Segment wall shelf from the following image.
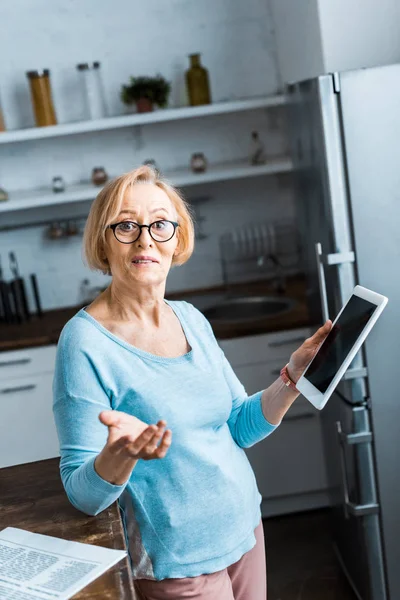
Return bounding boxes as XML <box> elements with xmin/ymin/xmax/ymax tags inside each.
<box><xmin>0</xmin><ymin>157</ymin><xmax>293</xmax><ymax>215</ymax></box>
<box><xmin>0</xmin><ymin>95</ymin><xmax>285</xmax><ymax>145</ymax></box>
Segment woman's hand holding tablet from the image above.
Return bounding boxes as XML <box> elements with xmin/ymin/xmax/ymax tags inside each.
<box><xmin>293</xmin><ymin>285</ymin><xmax>388</xmax><ymax>410</ymax></box>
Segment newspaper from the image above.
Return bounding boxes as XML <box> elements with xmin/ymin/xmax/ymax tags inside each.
<box><xmin>0</xmin><ymin>527</ymin><xmax>128</xmax><ymax>600</ymax></box>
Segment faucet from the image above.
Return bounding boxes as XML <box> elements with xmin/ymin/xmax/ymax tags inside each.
<box><xmin>256</xmin><ymin>253</ymin><xmax>286</xmax><ymax>294</ymax></box>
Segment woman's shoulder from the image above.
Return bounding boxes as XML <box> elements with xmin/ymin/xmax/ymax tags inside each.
<box><xmin>166</xmin><ymin>299</ymin><xmax>213</xmax><ymax>334</ymax></box>
<box><xmin>57</xmin><ymin>308</ymin><xmax>102</xmax><ymax>354</ymax></box>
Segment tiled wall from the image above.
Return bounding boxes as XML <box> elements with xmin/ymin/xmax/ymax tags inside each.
<box><xmin>0</xmin><ymin>0</ymin><xmax>296</xmax><ymax>311</ymax></box>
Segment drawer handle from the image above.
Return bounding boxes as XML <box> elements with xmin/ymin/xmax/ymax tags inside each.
<box><xmin>0</xmin><ymin>384</ymin><xmax>36</xmax><ymax>394</ymax></box>
<box><xmin>285</xmin><ymin>412</ymin><xmax>316</xmax><ymax>421</ymax></box>
<box><xmin>268</xmin><ymin>336</ymin><xmax>308</xmax><ymax>348</ymax></box>
<box><xmin>0</xmin><ymin>358</ymin><xmax>32</xmax><ymax>367</ymax></box>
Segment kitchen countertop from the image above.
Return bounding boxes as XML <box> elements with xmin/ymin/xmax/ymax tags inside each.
<box><xmin>0</xmin><ymin>274</ymin><xmax>316</xmax><ymax>352</ymax></box>
<box><xmin>0</xmin><ymin>457</ymin><xmax>135</xmax><ymax>599</ymax></box>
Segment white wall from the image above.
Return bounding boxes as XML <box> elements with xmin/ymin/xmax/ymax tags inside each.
<box><xmin>268</xmin><ymin>0</ymin><xmax>325</xmax><ymax>84</ymax></box>
<box><xmin>319</xmin><ymin>0</ymin><xmax>400</xmax><ymax>73</ymax></box>
<box><xmin>0</xmin><ymin>0</ymin><xmax>296</xmax><ymax>311</ymax></box>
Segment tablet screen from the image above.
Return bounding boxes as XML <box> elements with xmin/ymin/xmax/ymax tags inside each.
<box><xmin>305</xmin><ymin>295</ymin><xmax>376</xmax><ymax>393</ymax></box>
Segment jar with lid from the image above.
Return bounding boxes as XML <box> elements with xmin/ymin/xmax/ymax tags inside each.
<box><xmin>185</xmin><ymin>54</ymin><xmax>211</xmax><ymax>106</ymax></box>
<box><xmin>190</xmin><ymin>152</ymin><xmax>208</xmax><ymax>173</ymax></box>
<box><xmin>92</xmin><ymin>167</ymin><xmax>108</xmax><ymax>186</ymax></box>
<box><xmin>77</xmin><ymin>62</ymin><xmax>107</xmax><ymax>120</ymax></box>
<box><xmin>26</xmin><ymin>70</ymin><xmax>57</xmax><ymax>127</ymax></box>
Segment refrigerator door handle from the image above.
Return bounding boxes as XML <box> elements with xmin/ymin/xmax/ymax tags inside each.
<box><xmin>315</xmin><ymin>242</ymin><xmax>330</xmax><ymax>322</ymax></box>
<box><xmin>336</xmin><ymin>421</ymin><xmax>380</xmax><ymax>518</ymax></box>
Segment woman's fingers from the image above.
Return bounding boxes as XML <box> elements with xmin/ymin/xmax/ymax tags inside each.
<box><xmin>124</xmin><ymin>423</ymin><xmax>171</xmax><ymax>459</ymax></box>
<box><xmin>154</xmin><ymin>429</ymin><xmax>172</xmax><ymax>459</ymax></box>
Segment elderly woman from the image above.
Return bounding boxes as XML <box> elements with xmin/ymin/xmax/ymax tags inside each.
<box><xmin>53</xmin><ymin>165</ymin><xmax>331</xmax><ymax>600</ymax></box>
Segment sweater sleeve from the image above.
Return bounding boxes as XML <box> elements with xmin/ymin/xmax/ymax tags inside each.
<box><xmin>52</xmin><ymin>324</ymin><xmax>129</xmax><ymax>516</ymax></box>
<box><xmin>220</xmin><ymin>348</ymin><xmax>281</xmax><ymax>448</ymax></box>
<box><xmin>184</xmin><ymin>301</ymin><xmax>281</xmax><ymax>449</ymax></box>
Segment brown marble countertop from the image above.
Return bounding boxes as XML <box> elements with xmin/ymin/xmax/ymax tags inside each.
<box><xmin>0</xmin><ymin>458</ymin><xmax>135</xmax><ymax>599</ymax></box>
<box><xmin>0</xmin><ymin>275</ymin><xmax>316</xmax><ymax>352</ymax></box>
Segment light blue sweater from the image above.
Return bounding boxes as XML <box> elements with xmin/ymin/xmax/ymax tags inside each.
<box><xmin>52</xmin><ymin>300</ymin><xmax>280</xmax><ymax>581</ymax></box>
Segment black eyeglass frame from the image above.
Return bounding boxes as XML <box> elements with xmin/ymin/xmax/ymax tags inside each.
<box><xmin>107</xmin><ymin>220</ymin><xmax>179</xmax><ymax>244</ymax></box>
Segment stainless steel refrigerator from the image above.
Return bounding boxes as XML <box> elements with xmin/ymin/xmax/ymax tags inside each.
<box><xmin>286</xmin><ymin>64</ymin><xmax>400</xmax><ymax>600</ymax></box>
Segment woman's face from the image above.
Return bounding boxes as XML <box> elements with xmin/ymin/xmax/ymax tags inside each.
<box><xmin>104</xmin><ymin>183</ymin><xmax>179</xmax><ymax>289</ymax></box>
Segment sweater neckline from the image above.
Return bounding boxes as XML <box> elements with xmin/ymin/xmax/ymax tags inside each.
<box><xmin>77</xmin><ymin>299</ymin><xmax>193</xmax><ymax>364</ymax></box>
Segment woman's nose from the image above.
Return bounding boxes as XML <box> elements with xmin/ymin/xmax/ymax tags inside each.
<box><xmin>137</xmin><ymin>227</ymin><xmax>153</xmax><ymax>247</ymax></box>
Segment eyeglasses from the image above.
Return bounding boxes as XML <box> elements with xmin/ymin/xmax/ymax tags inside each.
<box><xmin>107</xmin><ymin>219</ymin><xmax>179</xmax><ymax>244</ymax></box>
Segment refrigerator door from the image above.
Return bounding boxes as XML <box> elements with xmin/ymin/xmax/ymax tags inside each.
<box><xmin>286</xmin><ymin>74</ymin><xmax>387</xmax><ymax>600</ymax></box>
<box><xmin>334</xmin><ymin>63</ymin><xmax>400</xmax><ymax>600</ymax></box>
<box><xmin>322</xmin><ymin>392</ymin><xmax>385</xmax><ymax>600</ymax></box>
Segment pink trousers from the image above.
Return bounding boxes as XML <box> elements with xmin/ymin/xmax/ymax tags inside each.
<box><xmin>134</xmin><ymin>519</ymin><xmax>267</xmax><ymax>600</ymax></box>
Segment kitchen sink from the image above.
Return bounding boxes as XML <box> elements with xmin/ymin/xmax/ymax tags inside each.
<box><xmin>175</xmin><ymin>292</ymin><xmax>298</xmax><ymax>324</ymax></box>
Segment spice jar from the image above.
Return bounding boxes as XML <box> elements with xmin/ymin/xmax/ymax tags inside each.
<box><xmin>185</xmin><ymin>54</ymin><xmax>211</xmax><ymax>106</ymax></box>
<box><xmin>190</xmin><ymin>152</ymin><xmax>208</xmax><ymax>173</ymax></box>
<box><xmin>26</xmin><ymin>70</ymin><xmax>57</xmax><ymax>127</ymax></box>
<box><xmin>52</xmin><ymin>176</ymin><xmax>65</xmax><ymax>193</ymax></box>
<box><xmin>77</xmin><ymin>62</ymin><xmax>107</xmax><ymax>120</ymax></box>
<box><xmin>47</xmin><ymin>222</ymin><xmax>64</xmax><ymax>239</ymax></box>
<box><xmin>91</xmin><ymin>167</ymin><xmax>108</xmax><ymax>186</ymax></box>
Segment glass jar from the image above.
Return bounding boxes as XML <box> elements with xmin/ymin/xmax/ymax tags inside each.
<box><xmin>190</xmin><ymin>152</ymin><xmax>207</xmax><ymax>173</ymax></box>
<box><xmin>185</xmin><ymin>53</ymin><xmax>211</xmax><ymax>106</ymax></box>
<box><xmin>77</xmin><ymin>62</ymin><xmax>107</xmax><ymax>120</ymax></box>
<box><xmin>92</xmin><ymin>167</ymin><xmax>108</xmax><ymax>186</ymax></box>
<box><xmin>26</xmin><ymin>70</ymin><xmax>57</xmax><ymax>127</ymax></box>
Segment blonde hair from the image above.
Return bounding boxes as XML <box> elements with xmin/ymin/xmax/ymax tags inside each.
<box><xmin>83</xmin><ymin>165</ymin><xmax>195</xmax><ymax>276</ymax></box>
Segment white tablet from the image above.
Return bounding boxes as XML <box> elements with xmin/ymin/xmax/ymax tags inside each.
<box><xmin>296</xmin><ymin>285</ymin><xmax>388</xmax><ymax>410</ymax></box>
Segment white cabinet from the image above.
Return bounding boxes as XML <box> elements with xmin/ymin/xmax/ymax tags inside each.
<box><xmin>0</xmin><ymin>345</ymin><xmax>59</xmax><ymax>468</ymax></box>
<box><xmin>0</xmin><ymin>345</ymin><xmax>57</xmax><ymax>381</ymax></box>
<box><xmin>220</xmin><ymin>327</ymin><xmax>330</xmax><ymax>516</ymax></box>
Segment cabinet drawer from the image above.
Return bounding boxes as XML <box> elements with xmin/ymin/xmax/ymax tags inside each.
<box><xmin>220</xmin><ymin>327</ymin><xmax>312</xmax><ymax>367</ymax></box>
<box><xmin>0</xmin><ymin>345</ymin><xmax>57</xmax><ymax>381</ymax></box>
<box><xmin>0</xmin><ymin>373</ymin><xmax>60</xmax><ymax>468</ymax></box>
<box><xmin>245</xmin><ymin>413</ymin><xmax>328</xmax><ymax>499</ymax></box>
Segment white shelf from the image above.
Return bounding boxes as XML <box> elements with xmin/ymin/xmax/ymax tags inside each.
<box><xmin>0</xmin><ymin>95</ymin><xmax>285</xmax><ymax>145</ymax></box>
<box><xmin>0</xmin><ymin>157</ymin><xmax>293</xmax><ymax>214</ymax></box>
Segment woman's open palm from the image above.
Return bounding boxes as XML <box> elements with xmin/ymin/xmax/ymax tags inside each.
<box><xmin>99</xmin><ymin>410</ymin><xmax>172</xmax><ymax>461</ymax></box>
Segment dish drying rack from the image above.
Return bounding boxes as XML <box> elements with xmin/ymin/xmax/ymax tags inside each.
<box><xmin>219</xmin><ymin>218</ymin><xmax>302</xmax><ymax>288</ymax></box>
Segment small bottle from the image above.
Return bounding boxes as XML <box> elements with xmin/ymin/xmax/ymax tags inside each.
<box><xmin>185</xmin><ymin>54</ymin><xmax>211</xmax><ymax>106</ymax></box>
<box><xmin>249</xmin><ymin>131</ymin><xmax>266</xmax><ymax>165</ymax></box>
<box><xmin>0</xmin><ymin>187</ymin><xmax>8</xmax><ymax>202</ymax></box>
<box><xmin>79</xmin><ymin>278</ymin><xmax>91</xmax><ymax>304</ymax></box>
<box><xmin>66</xmin><ymin>221</ymin><xmax>79</xmax><ymax>236</ymax></box>
<box><xmin>77</xmin><ymin>62</ymin><xmax>107</xmax><ymax>120</ymax></box>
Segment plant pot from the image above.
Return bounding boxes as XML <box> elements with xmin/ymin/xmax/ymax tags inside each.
<box><xmin>136</xmin><ymin>97</ymin><xmax>153</xmax><ymax>113</ymax></box>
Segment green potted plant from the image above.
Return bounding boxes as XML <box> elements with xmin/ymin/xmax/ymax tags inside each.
<box><xmin>120</xmin><ymin>74</ymin><xmax>171</xmax><ymax>113</ymax></box>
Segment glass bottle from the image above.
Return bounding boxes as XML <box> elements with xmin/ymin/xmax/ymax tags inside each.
<box><xmin>185</xmin><ymin>54</ymin><xmax>211</xmax><ymax>106</ymax></box>
<box><xmin>249</xmin><ymin>131</ymin><xmax>266</xmax><ymax>165</ymax></box>
<box><xmin>0</xmin><ymin>102</ymin><xmax>5</xmax><ymax>132</ymax></box>
<box><xmin>76</xmin><ymin>62</ymin><xmax>107</xmax><ymax>120</ymax></box>
<box><xmin>26</xmin><ymin>70</ymin><xmax>57</xmax><ymax>127</ymax></box>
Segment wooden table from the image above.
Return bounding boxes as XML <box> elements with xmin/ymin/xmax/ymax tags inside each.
<box><xmin>0</xmin><ymin>458</ymin><xmax>136</xmax><ymax>599</ymax></box>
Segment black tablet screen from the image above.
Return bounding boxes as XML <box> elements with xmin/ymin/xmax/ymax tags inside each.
<box><xmin>305</xmin><ymin>295</ymin><xmax>376</xmax><ymax>393</ymax></box>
